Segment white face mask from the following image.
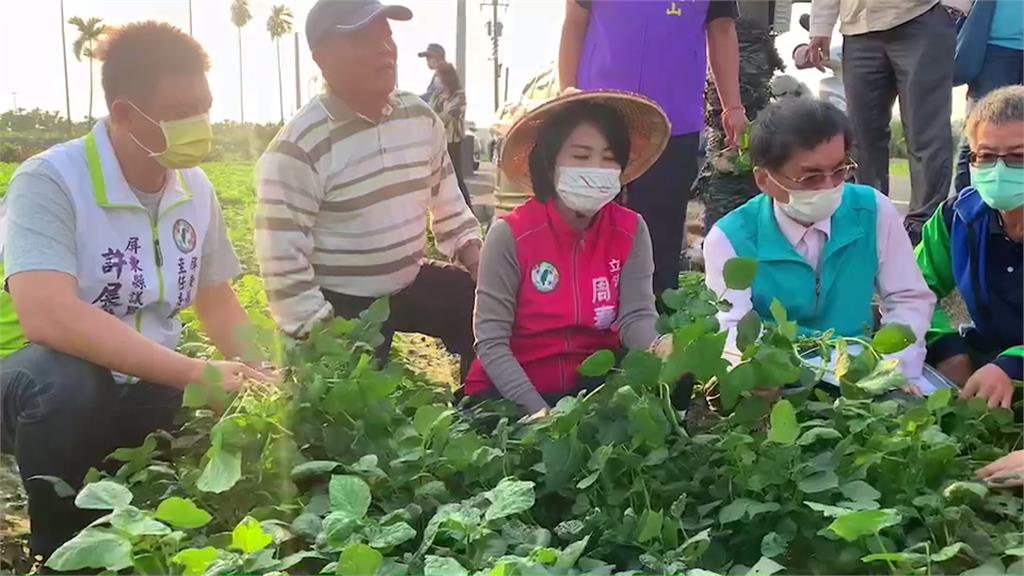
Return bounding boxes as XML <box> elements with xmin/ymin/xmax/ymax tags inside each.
<box><xmin>555</xmin><ymin>167</ymin><xmax>622</xmax><ymax>217</ymax></box>
<box><xmin>768</xmin><ymin>173</ymin><xmax>844</xmax><ymax>224</ymax></box>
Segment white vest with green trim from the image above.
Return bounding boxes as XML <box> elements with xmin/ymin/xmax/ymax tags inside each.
<box><xmin>0</xmin><ymin>120</ymin><xmax>213</xmax><ymax>381</ymax></box>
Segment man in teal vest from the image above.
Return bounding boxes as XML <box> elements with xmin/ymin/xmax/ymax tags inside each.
<box><xmin>0</xmin><ymin>22</ymin><xmax>270</xmax><ymax>558</ymax></box>
<box><xmin>704</xmin><ymin>98</ymin><xmax>937</xmax><ymax>393</ymax></box>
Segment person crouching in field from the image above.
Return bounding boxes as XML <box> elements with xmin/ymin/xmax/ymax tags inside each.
<box><xmin>255</xmin><ymin>0</ymin><xmax>482</xmax><ymax>376</ymax></box>
<box><xmin>0</xmin><ymin>22</ymin><xmax>272</xmax><ymax>559</ymax></box>
<box><xmin>464</xmin><ymin>90</ymin><xmax>680</xmax><ymax>418</ymax></box>
<box><xmin>916</xmin><ymin>85</ymin><xmax>1024</xmax><ymax>416</ymax></box>
<box><xmin>703</xmin><ymin>99</ymin><xmax>938</xmax><ymax>394</ymax></box>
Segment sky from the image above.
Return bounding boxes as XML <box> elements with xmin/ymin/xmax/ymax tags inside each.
<box><xmin>0</xmin><ymin>1</ymin><xmax>966</xmax><ymax>127</ymax></box>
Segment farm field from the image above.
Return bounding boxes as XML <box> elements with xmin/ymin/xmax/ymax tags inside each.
<box><xmin>0</xmin><ymin>161</ymin><xmax>460</xmax><ymax>573</ymax></box>
<box><xmin>0</xmin><ymin>161</ymin><xmax>1021</xmax><ymax>576</ymax></box>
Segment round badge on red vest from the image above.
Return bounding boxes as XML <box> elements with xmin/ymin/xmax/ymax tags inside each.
<box><xmin>531</xmin><ymin>261</ymin><xmax>559</xmax><ymax>293</ymax></box>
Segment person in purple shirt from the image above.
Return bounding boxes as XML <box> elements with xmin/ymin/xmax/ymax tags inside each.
<box><xmin>559</xmin><ymin>0</ymin><xmax>744</xmax><ymax>299</ymax></box>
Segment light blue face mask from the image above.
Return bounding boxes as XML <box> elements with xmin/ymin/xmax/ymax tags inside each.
<box><xmin>971</xmin><ymin>159</ymin><xmax>1024</xmax><ymax>211</ymax></box>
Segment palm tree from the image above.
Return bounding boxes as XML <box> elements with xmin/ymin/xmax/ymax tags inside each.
<box><xmin>267</xmin><ymin>5</ymin><xmax>294</xmax><ymax>124</ymax></box>
<box><xmin>68</xmin><ymin>16</ymin><xmax>106</xmax><ymax>121</ymax></box>
<box><xmin>60</xmin><ymin>0</ymin><xmax>72</xmax><ymax>132</ymax></box>
<box><xmin>230</xmin><ymin>0</ymin><xmax>252</xmax><ymax>123</ymax></box>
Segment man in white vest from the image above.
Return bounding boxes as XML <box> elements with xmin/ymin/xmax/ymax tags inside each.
<box><xmin>0</xmin><ymin>21</ymin><xmax>269</xmax><ymax>558</ymax></box>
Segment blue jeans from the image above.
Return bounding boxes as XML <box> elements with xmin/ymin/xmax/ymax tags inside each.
<box><xmin>0</xmin><ymin>345</ymin><xmax>182</xmax><ymax>558</ymax></box>
<box><xmin>955</xmin><ymin>44</ymin><xmax>1024</xmax><ymax>193</ymax></box>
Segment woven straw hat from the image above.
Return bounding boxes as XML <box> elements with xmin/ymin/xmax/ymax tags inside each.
<box><xmin>499</xmin><ymin>89</ymin><xmax>671</xmax><ymax>194</ymax></box>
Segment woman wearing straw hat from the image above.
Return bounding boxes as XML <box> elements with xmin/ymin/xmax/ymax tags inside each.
<box><xmin>463</xmin><ymin>90</ymin><xmax>686</xmax><ymax>416</ymax></box>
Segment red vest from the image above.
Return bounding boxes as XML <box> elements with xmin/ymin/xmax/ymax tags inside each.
<box><xmin>466</xmin><ymin>199</ymin><xmax>640</xmax><ymax>397</ymax></box>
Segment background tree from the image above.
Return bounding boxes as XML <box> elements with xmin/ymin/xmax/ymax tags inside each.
<box><xmin>267</xmin><ymin>5</ymin><xmax>294</xmax><ymax>124</ymax></box>
<box><xmin>230</xmin><ymin>0</ymin><xmax>252</xmax><ymax>122</ymax></box>
<box><xmin>68</xmin><ymin>16</ymin><xmax>106</xmax><ymax>122</ymax></box>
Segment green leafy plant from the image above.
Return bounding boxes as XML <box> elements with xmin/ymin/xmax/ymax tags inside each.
<box><xmin>44</xmin><ymin>261</ymin><xmax>1023</xmax><ymax>576</ymax></box>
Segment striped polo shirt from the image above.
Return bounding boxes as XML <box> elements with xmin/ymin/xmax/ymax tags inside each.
<box><xmin>255</xmin><ymin>90</ymin><xmax>481</xmax><ymax>337</ymax></box>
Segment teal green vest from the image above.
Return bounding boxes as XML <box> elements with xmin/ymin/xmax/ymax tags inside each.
<box><xmin>716</xmin><ymin>184</ymin><xmax>879</xmax><ymax>338</ymax></box>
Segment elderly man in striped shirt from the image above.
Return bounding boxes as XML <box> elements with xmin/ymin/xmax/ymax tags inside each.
<box><xmin>255</xmin><ymin>0</ymin><xmax>482</xmax><ymax>373</ymax></box>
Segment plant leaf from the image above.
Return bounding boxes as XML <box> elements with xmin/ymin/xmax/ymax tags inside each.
<box><xmin>556</xmin><ymin>535</ymin><xmax>590</xmax><ymax>569</ymax></box>
<box><xmin>27</xmin><ymin>475</ymin><xmax>77</xmax><ymax>498</ymax></box>
<box><xmin>155</xmin><ymin>497</ymin><xmax>212</xmax><ymax>529</ymax></box>
<box><xmin>367</xmin><ymin>522</ymin><xmax>417</xmax><ymax>549</ymax></box>
<box><xmin>827</xmin><ymin>509</ymin><xmax>902</xmax><ymax>542</ymax></box>
<box><xmin>485</xmin><ymin>478</ymin><xmax>536</xmax><ymax>521</ymax></box>
<box><xmin>760</xmin><ymin>532</ymin><xmax>788</xmax><ymax>558</ymax></box>
<box><xmin>291</xmin><ymin>460</ymin><xmax>341</xmax><ymax>482</ymax></box>
<box><xmin>746</xmin><ymin>556</ymin><xmax>785</xmax><ymax>576</ymax></box>
<box><xmin>74</xmin><ymin>480</ymin><xmax>132</xmax><ymax>510</ymax></box>
<box><xmin>423</xmin><ymin>555</ymin><xmax>468</xmax><ymax>576</ymax></box>
<box><xmin>182</xmin><ymin>383</ymin><xmax>208</xmax><ymax>408</ymax></box>
<box><xmin>719</xmin><ymin>498</ymin><xmax>750</xmax><ymax>524</ymax></box>
<box><xmin>872</xmin><ymin>323</ymin><xmax>916</xmax><ymax>354</ymax></box>
<box><xmin>736</xmin><ymin>309</ymin><xmax>762</xmax><ymax>352</ymax></box>
<box><xmin>197</xmin><ymin>446</ymin><xmax>242</xmax><ymax>493</ymax></box>
<box><xmin>798</xmin><ymin>470</ymin><xmax>840</xmax><ymax>494</ymax></box>
<box><xmin>231</xmin><ymin>516</ymin><xmax>273</xmax><ymax>554</ymax></box>
<box><xmin>172</xmin><ymin>547</ymin><xmax>219</xmax><ymax>576</ymax></box>
<box><xmin>720</xmin><ymin>362</ymin><xmax>757</xmax><ymax>411</ymax></box>
<box><xmin>931</xmin><ymin>542</ymin><xmax>970</xmax><ymax>562</ymax></box>
<box><xmin>839</xmin><ymin>481</ymin><xmax>881</xmax><ymax>503</ymax></box>
<box><xmin>861</xmin><ymin>552</ymin><xmax>927</xmax><ymax>565</ymax></box>
<box><xmin>804</xmin><ymin>501</ymin><xmax>853</xmax><ymax>518</ymax></box>
<box><xmin>927</xmin><ymin>388</ymin><xmax>953</xmax><ymax>411</ymax></box>
<box><xmin>46</xmin><ymin>528</ymin><xmax>133</xmax><ymax>572</ymax></box>
<box><xmin>637</xmin><ymin>509</ymin><xmax>663</xmax><ymax>543</ymax></box>
<box><xmin>767</xmin><ymin>400</ymin><xmax>799</xmax><ymax>444</ymax></box>
<box><xmin>723</xmin><ymin>257</ymin><xmax>758</xmax><ymax>290</ymax></box>
<box><xmin>109</xmin><ymin>506</ymin><xmax>171</xmax><ymax>536</ymax></box>
<box><xmin>797</xmin><ymin>427</ymin><xmax>842</xmax><ymax>446</ymax></box>
<box><xmin>413</xmin><ymin>405</ymin><xmax>452</xmax><ymax>438</ymax></box>
<box><xmin>329</xmin><ymin>475</ymin><xmax>372</xmax><ymax>520</ymax></box>
<box><xmin>834</xmin><ymin>339</ymin><xmax>851</xmax><ymax>382</ymax></box>
<box><xmin>338</xmin><ymin>543</ymin><xmax>383</xmax><ymax>576</ymax></box>
<box><xmin>578</xmin><ymin>349</ymin><xmax>616</xmax><ymax>377</ymax></box>
<box><xmin>853</xmin><ymin>360</ymin><xmax>906</xmax><ymax>396</ymax></box>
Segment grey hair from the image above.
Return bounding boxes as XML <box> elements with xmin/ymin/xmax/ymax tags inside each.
<box><xmin>966</xmin><ymin>85</ymin><xmax>1024</xmax><ymax>146</ymax></box>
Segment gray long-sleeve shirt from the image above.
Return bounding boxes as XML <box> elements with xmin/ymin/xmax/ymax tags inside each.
<box><xmin>474</xmin><ymin>217</ymin><xmax>660</xmax><ymax>413</ymax></box>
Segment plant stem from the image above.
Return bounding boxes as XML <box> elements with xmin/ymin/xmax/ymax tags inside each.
<box><xmin>875</xmin><ymin>534</ymin><xmax>897</xmax><ymax>574</ymax></box>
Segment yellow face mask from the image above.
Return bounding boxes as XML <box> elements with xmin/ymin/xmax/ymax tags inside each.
<box><xmin>129</xmin><ymin>102</ymin><xmax>213</xmax><ymax>169</ymax></box>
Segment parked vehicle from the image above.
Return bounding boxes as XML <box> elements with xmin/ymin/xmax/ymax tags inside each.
<box><xmin>489</xmin><ymin>64</ymin><xmax>561</xmax><ymax>217</ymax></box>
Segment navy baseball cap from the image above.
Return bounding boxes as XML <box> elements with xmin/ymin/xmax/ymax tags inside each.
<box><xmin>418</xmin><ymin>43</ymin><xmax>446</xmax><ymax>59</ymax></box>
<box><xmin>305</xmin><ymin>0</ymin><xmax>413</xmax><ymax>50</ymax></box>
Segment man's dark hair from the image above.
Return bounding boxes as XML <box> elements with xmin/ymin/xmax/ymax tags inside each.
<box><xmin>750</xmin><ymin>98</ymin><xmax>853</xmax><ymax>171</ymax></box>
<box><xmin>98</xmin><ymin>21</ymin><xmax>210</xmax><ymax>108</ymax></box>
<box><xmin>528</xmin><ymin>101</ymin><xmax>631</xmax><ymax>203</ymax></box>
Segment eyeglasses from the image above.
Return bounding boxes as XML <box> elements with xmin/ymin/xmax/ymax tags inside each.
<box><xmin>969</xmin><ymin>152</ymin><xmax>1024</xmax><ymax>168</ymax></box>
<box><xmin>779</xmin><ymin>160</ymin><xmax>858</xmax><ymax>189</ymax></box>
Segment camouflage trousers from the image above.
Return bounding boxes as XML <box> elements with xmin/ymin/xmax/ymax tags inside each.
<box><xmin>694</xmin><ymin>20</ymin><xmax>784</xmax><ymax>233</ymax></box>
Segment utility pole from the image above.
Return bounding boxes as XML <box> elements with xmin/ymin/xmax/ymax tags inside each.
<box><xmin>483</xmin><ymin>0</ymin><xmax>507</xmax><ymax>111</ymax></box>
<box><xmin>11</xmin><ymin>92</ymin><xmax>17</xmax><ymax>110</ymax></box>
<box><xmin>456</xmin><ymin>0</ymin><xmax>466</xmax><ymax>85</ymax></box>
<box><xmin>188</xmin><ymin>0</ymin><xmax>193</xmax><ymax>36</ymax></box>
<box><xmin>294</xmin><ymin>32</ymin><xmax>302</xmax><ymax>111</ymax></box>
<box><xmin>60</xmin><ymin>0</ymin><xmax>72</xmax><ymax>131</ymax></box>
